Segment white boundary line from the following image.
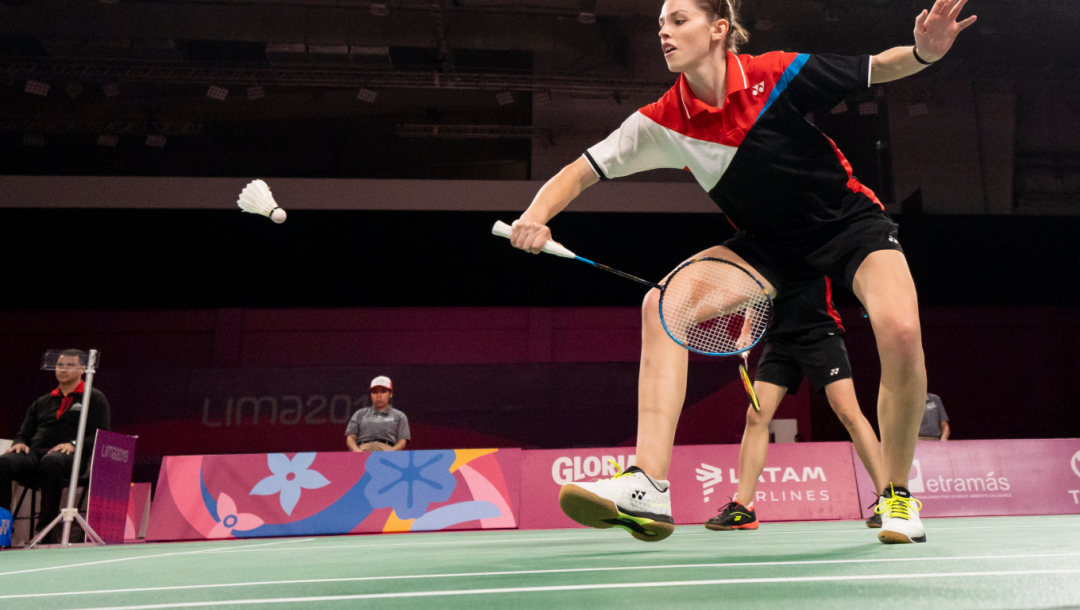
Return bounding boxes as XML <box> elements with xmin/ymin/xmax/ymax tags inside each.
<box><xmin>9</xmin><ymin>552</ymin><xmax>1080</xmax><ymax>599</ymax></box>
<box><xmin>0</xmin><ymin>539</ymin><xmax>312</xmax><ymax>578</ymax></box>
<box><xmin>62</xmin><ymin>569</ymin><xmax>1080</xmax><ymax>610</ymax></box>
<box><xmin>184</xmin><ymin>521</ymin><xmax>1080</xmax><ymax>556</ymax></box>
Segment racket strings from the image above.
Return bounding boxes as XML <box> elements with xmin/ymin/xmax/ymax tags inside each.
<box><xmin>660</xmin><ymin>260</ymin><xmax>772</xmax><ymax>355</ymax></box>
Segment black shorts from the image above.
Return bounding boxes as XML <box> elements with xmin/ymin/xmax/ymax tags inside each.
<box><xmin>723</xmin><ymin>210</ymin><xmax>903</xmax><ymax>293</ymax></box>
<box><xmin>755</xmin><ymin>334</ymin><xmax>852</xmax><ymax>394</ymax></box>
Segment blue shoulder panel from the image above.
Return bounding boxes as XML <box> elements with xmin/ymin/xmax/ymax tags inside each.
<box><xmin>755</xmin><ymin>53</ymin><xmax>810</xmax><ymax>123</ymax></box>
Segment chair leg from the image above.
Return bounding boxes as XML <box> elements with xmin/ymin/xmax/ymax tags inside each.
<box><xmin>31</xmin><ymin>488</ymin><xmax>38</xmax><ymax>537</ymax></box>
<box><xmin>12</xmin><ymin>486</ymin><xmax>29</xmax><ymax>517</ymax></box>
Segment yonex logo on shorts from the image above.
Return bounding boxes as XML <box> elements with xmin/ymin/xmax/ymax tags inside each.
<box><xmin>830</xmin><ymin>368</ymin><xmax>840</xmax><ymax>376</ymax></box>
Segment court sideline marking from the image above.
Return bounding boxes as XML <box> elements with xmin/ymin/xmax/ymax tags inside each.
<box><xmin>199</xmin><ymin>520</ymin><xmax>1080</xmax><ymax>556</ymax></box>
<box><xmin>64</xmin><ymin>569</ymin><xmax>1080</xmax><ymax>610</ymax></box>
<box><xmin>11</xmin><ymin>552</ymin><xmax>1080</xmax><ymax>599</ymax></box>
<box><xmin>0</xmin><ymin>539</ymin><xmax>312</xmax><ymax>578</ymax></box>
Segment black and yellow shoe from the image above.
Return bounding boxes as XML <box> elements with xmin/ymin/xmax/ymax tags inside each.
<box><xmin>704</xmin><ymin>500</ymin><xmax>758</xmax><ymax>531</ymax></box>
<box><xmin>866</xmin><ymin>497</ymin><xmax>882</xmax><ymax>528</ymax></box>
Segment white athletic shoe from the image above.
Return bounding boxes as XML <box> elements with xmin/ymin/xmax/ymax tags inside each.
<box><xmin>877</xmin><ymin>485</ymin><xmax>926</xmax><ymax>544</ymax></box>
<box><xmin>559</xmin><ymin>463</ymin><xmax>674</xmax><ymax>542</ymax></box>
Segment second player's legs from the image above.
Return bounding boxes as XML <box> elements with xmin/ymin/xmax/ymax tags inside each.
<box><xmin>734</xmin><ymin>381</ymin><xmax>788</xmax><ymax>505</ymax></box>
<box><xmin>852</xmin><ymin>250</ymin><xmax>925</xmax><ymax>489</ymax></box>
<box><xmin>824</xmin><ymin>378</ymin><xmax>884</xmax><ymax>494</ymax></box>
<box><xmin>636</xmin><ymin>246</ymin><xmax>774</xmax><ymax>480</ymax></box>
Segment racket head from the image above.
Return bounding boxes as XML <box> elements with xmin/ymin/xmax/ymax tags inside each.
<box><xmin>739</xmin><ymin>363</ymin><xmax>761</xmax><ymax>413</ymax></box>
<box><xmin>657</xmin><ymin>257</ymin><xmax>772</xmax><ymax>357</ymax></box>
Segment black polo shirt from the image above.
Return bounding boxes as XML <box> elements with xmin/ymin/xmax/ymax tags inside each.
<box><xmin>13</xmin><ymin>382</ymin><xmax>111</xmax><ymax>459</ymax></box>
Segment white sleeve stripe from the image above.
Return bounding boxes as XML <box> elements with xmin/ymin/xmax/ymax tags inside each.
<box><xmin>736</xmin><ymin>56</ymin><xmax>748</xmax><ymax>89</ymax></box>
<box><xmin>867</xmin><ymin>55</ymin><xmax>872</xmax><ymax>88</ymax></box>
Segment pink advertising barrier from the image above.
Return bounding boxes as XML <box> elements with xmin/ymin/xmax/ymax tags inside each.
<box><xmin>87</xmin><ymin>431</ymin><xmax>138</xmax><ymax>544</ymax></box>
<box><xmin>146</xmin><ymin>449</ymin><xmax>521</xmax><ymax>541</ymax></box>
<box><xmin>125</xmin><ymin>482</ymin><xmax>152</xmax><ymax>541</ymax></box>
<box><xmin>853</xmin><ymin>438</ymin><xmax>1080</xmax><ymax>518</ymax></box>
<box><xmin>519</xmin><ymin>442</ymin><xmax>861</xmax><ymax>530</ymax></box>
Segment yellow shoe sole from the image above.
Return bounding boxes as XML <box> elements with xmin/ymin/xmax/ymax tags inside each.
<box><xmin>878</xmin><ymin>529</ymin><xmax>926</xmax><ymax>544</ymax></box>
<box><xmin>559</xmin><ymin>484</ymin><xmax>674</xmax><ymax>543</ymax></box>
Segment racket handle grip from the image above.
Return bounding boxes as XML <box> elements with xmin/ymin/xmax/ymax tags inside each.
<box><xmin>491</xmin><ymin>221</ymin><xmax>577</xmax><ymax>259</ymax></box>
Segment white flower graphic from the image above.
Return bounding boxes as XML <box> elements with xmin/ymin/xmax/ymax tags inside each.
<box><xmin>249</xmin><ymin>453</ymin><xmax>330</xmax><ymax>515</ymax></box>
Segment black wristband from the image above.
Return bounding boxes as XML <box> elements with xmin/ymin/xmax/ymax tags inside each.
<box><xmin>913</xmin><ymin>46</ymin><xmax>936</xmax><ymax>66</ymax></box>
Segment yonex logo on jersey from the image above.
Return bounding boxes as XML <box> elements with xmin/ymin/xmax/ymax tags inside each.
<box><xmin>830</xmin><ymin>368</ymin><xmax>840</xmax><ymax>376</ymax></box>
<box><xmin>752</xmin><ymin>82</ymin><xmax>766</xmax><ymax>96</ymax></box>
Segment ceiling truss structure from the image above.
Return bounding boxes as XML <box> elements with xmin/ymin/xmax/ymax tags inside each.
<box><xmin>0</xmin><ymin>120</ymin><xmax>203</xmax><ymax>135</ymax></box>
<box><xmin>395</xmin><ymin>123</ymin><xmax>609</xmax><ymax>139</ymax></box>
<box><xmin>0</xmin><ymin>58</ymin><xmax>673</xmax><ymax>95</ymax></box>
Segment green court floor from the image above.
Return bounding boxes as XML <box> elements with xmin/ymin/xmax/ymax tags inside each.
<box><xmin>2</xmin><ymin>516</ymin><xmax>1079</xmax><ymax>610</ymax></box>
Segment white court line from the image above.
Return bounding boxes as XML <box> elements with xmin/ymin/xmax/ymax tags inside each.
<box><xmin>0</xmin><ymin>539</ymin><xmax>312</xmax><ymax>578</ymax></box>
<box><xmin>62</xmin><ymin>569</ymin><xmax>1080</xmax><ymax>610</ymax></box>
<box><xmin>205</xmin><ymin>535</ymin><xmax>594</xmax><ymax>555</ymax></box>
<box><xmin>8</xmin><ymin>552</ymin><xmax>1080</xmax><ymax>600</ymax></box>
<box><xmin>199</xmin><ymin>521</ymin><xmax>1080</xmax><ymax>555</ymax></box>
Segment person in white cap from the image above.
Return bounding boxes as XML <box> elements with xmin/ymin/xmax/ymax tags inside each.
<box><xmin>345</xmin><ymin>376</ymin><xmax>410</xmax><ymax>452</ymax></box>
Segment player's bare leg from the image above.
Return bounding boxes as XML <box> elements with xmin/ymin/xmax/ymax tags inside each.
<box><xmin>636</xmin><ymin>246</ymin><xmax>773</xmax><ymax>480</ymax></box>
<box><xmin>825</xmin><ymin>378</ymin><xmax>884</xmax><ymax>493</ymax></box>
<box><xmin>734</xmin><ymin>381</ymin><xmax>787</xmax><ymax>504</ymax></box>
<box><xmin>702</xmin><ymin>380</ymin><xmax>785</xmax><ymax>531</ymax></box>
<box><xmin>852</xmin><ymin>249</ymin><xmax>927</xmax><ymax>543</ymax></box>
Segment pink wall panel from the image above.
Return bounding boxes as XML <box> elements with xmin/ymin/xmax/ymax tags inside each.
<box><xmin>240</xmin><ymin>329</ymin><xmax>533</xmax><ymax>366</ymax></box>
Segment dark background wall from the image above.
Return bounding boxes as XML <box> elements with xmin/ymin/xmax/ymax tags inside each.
<box><xmin>1</xmin><ymin>304</ymin><xmax>1076</xmax><ymax>484</ymax></box>
<box><xmin>2</xmin><ymin>208</ymin><xmax>1078</xmax><ymax>482</ymax></box>
<box><xmin>3</xmin><ymin>209</ymin><xmax>1079</xmax><ymax>309</ymax></box>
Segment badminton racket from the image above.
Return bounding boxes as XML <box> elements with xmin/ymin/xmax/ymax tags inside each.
<box><xmin>492</xmin><ymin>221</ymin><xmax>772</xmax><ymax>358</ymax></box>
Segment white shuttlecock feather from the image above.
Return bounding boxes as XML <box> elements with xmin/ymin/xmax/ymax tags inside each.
<box><xmin>237</xmin><ymin>179</ymin><xmax>287</xmax><ymax>224</ymax></box>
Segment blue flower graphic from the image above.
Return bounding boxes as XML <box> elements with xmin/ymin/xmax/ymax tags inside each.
<box><xmin>250</xmin><ymin>453</ymin><xmax>330</xmax><ymax>515</ymax></box>
<box><xmin>363</xmin><ymin>451</ymin><xmax>456</xmax><ymax>520</ymax></box>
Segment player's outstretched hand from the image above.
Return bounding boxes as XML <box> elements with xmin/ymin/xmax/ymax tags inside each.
<box><xmin>914</xmin><ymin>0</ymin><xmax>977</xmax><ymax>63</ymax></box>
<box><xmin>511</xmin><ymin>219</ymin><xmax>554</xmax><ymax>255</ymax></box>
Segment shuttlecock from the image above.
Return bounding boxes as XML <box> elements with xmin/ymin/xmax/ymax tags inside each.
<box><xmin>237</xmin><ymin>179</ymin><xmax>287</xmax><ymax>224</ymax></box>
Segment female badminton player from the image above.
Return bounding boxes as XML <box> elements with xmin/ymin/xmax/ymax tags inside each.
<box><xmin>510</xmin><ymin>0</ymin><xmax>975</xmax><ymax>544</ymax></box>
<box><xmin>704</xmin><ymin>277</ymin><xmax>886</xmax><ymax>531</ymax></box>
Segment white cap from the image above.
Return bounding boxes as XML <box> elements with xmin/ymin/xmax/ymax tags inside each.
<box><xmin>370</xmin><ymin>376</ymin><xmax>393</xmax><ymax>390</ymax></box>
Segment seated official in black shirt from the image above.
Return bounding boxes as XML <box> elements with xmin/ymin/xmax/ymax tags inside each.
<box><xmin>0</xmin><ymin>349</ymin><xmax>111</xmax><ymax>543</ymax></box>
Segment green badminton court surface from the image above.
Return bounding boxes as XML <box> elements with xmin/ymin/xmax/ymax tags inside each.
<box><xmin>3</xmin><ymin>516</ymin><xmax>1079</xmax><ymax>610</ymax></box>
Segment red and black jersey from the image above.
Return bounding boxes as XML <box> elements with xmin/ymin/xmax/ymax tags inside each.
<box><xmin>763</xmin><ymin>276</ymin><xmax>845</xmax><ymax>346</ymax></box>
<box><xmin>584</xmin><ymin>51</ymin><xmax>882</xmax><ymax>246</ymax></box>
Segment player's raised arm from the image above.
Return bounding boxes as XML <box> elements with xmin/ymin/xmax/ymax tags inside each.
<box><xmin>871</xmin><ymin>0</ymin><xmax>976</xmax><ymax>84</ymax></box>
<box><xmin>511</xmin><ymin>157</ymin><xmax>599</xmax><ymax>255</ymax></box>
